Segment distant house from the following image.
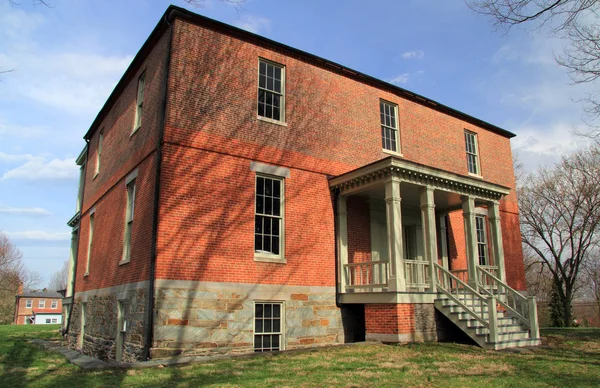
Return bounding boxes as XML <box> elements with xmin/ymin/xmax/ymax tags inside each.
<box><xmin>14</xmin><ymin>291</ymin><xmax>63</xmax><ymax>325</ymax></box>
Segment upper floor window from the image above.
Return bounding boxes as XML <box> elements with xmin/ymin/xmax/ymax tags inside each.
<box><xmin>51</xmin><ymin>300</ymin><xmax>58</xmax><ymax>309</ymax></box>
<box><xmin>134</xmin><ymin>71</ymin><xmax>146</xmax><ymax>130</ymax></box>
<box><xmin>25</xmin><ymin>300</ymin><xmax>32</xmax><ymax>308</ymax></box>
<box><xmin>475</xmin><ymin>215</ymin><xmax>488</xmax><ymax>266</ymax></box>
<box><xmin>464</xmin><ymin>130</ymin><xmax>480</xmax><ymax>175</ymax></box>
<box><xmin>255</xmin><ymin>175</ymin><xmax>283</xmax><ymax>258</ymax></box>
<box><xmin>258</xmin><ymin>59</ymin><xmax>285</xmax><ymax>122</ymax></box>
<box><xmin>122</xmin><ymin>179</ymin><xmax>136</xmax><ymax>263</ymax></box>
<box><xmin>38</xmin><ymin>300</ymin><xmax>45</xmax><ymax>308</ymax></box>
<box><xmin>380</xmin><ymin>100</ymin><xmax>399</xmax><ymax>153</ymax></box>
<box><xmin>95</xmin><ymin>130</ymin><xmax>103</xmax><ymax>176</ymax></box>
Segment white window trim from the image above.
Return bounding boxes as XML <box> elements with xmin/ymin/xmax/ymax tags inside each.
<box><xmin>380</xmin><ymin>100</ymin><xmax>401</xmax><ymax>154</ymax></box>
<box><xmin>132</xmin><ymin>70</ymin><xmax>146</xmax><ymax>134</ymax></box>
<box><xmin>51</xmin><ymin>300</ymin><xmax>58</xmax><ymax>309</ymax></box>
<box><xmin>94</xmin><ymin>130</ymin><xmax>103</xmax><ymax>178</ymax></box>
<box><xmin>254</xmin><ymin>174</ymin><xmax>286</xmax><ymax>263</ymax></box>
<box><xmin>85</xmin><ymin>210</ymin><xmax>95</xmax><ymax>276</ymax></box>
<box><xmin>26</xmin><ymin>300</ymin><xmax>32</xmax><ymax>308</ymax></box>
<box><xmin>475</xmin><ymin>215</ymin><xmax>489</xmax><ymax>266</ymax></box>
<box><xmin>465</xmin><ymin>130</ymin><xmax>481</xmax><ymax>177</ymax></box>
<box><xmin>39</xmin><ymin>300</ymin><xmax>45</xmax><ymax>308</ymax></box>
<box><xmin>257</xmin><ymin>58</ymin><xmax>286</xmax><ymax>124</ymax></box>
<box><xmin>121</xmin><ymin>179</ymin><xmax>136</xmax><ymax>265</ymax></box>
<box><xmin>253</xmin><ymin>301</ymin><xmax>285</xmax><ymax>352</ymax></box>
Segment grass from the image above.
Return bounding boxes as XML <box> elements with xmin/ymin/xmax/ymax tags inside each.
<box><xmin>0</xmin><ymin>325</ymin><xmax>599</xmax><ymax>387</ymax></box>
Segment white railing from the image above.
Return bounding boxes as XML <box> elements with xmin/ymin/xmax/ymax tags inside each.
<box><xmin>344</xmin><ymin>261</ymin><xmax>389</xmax><ymax>290</ymax></box>
<box><xmin>476</xmin><ymin>266</ymin><xmax>531</xmax><ymax>328</ymax></box>
<box><xmin>405</xmin><ymin>259</ymin><xmax>431</xmax><ymax>291</ymax></box>
<box><xmin>450</xmin><ymin>269</ymin><xmax>469</xmax><ymax>285</ymax></box>
<box><xmin>478</xmin><ymin>265</ymin><xmax>499</xmax><ymax>288</ymax></box>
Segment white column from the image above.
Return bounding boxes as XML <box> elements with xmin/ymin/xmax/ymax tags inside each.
<box><xmin>461</xmin><ymin>196</ymin><xmax>479</xmax><ymax>288</ymax></box>
<box><xmin>439</xmin><ymin>214</ymin><xmax>449</xmax><ymax>270</ymax></box>
<box><xmin>487</xmin><ymin>201</ymin><xmax>506</xmax><ymax>282</ymax></box>
<box><xmin>420</xmin><ymin>186</ymin><xmax>438</xmax><ymax>293</ymax></box>
<box><xmin>385</xmin><ymin>177</ymin><xmax>406</xmax><ymax>292</ymax></box>
<box><xmin>337</xmin><ymin>195</ymin><xmax>349</xmax><ymax>294</ymax></box>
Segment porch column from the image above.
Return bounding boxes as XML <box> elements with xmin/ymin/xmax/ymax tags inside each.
<box><xmin>420</xmin><ymin>186</ymin><xmax>438</xmax><ymax>292</ymax></box>
<box><xmin>385</xmin><ymin>177</ymin><xmax>406</xmax><ymax>292</ymax></box>
<box><xmin>461</xmin><ymin>196</ymin><xmax>479</xmax><ymax>288</ymax></box>
<box><xmin>438</xmin><ymin>214</ymin><xmax>449</xmax><ymax>270</ymax></box>
<box><xmin>337</xmin><ymin>195</ymin><xmax>349</xmax><ymax>293</ymax></box>
<box><xmin>487</xmin><ymin>201</ymin><xmax>507</xmax><ymax>282</ymax></box>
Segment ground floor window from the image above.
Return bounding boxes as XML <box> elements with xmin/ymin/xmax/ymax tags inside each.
<box><xmin>254</xmin><ymin>302</ymin><xmax>283</xmax><ymax>352</ymax></box>
<box><xmin>51</xmin><ymin>318</ymin><xmax>57</xmax><ymax>323</ymax></box>
<box><xmin>45</xmin><ymin>319</ymin><xmax>51</xmax><ymax>323</ymax></box>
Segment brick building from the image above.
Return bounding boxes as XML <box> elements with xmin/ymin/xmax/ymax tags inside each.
<box><xmin>63</xmin><ymin>5</ymin><xmax>540</xmax><ymax>362</ymax></box>
<box><xmin>14</xmin><ymin>291</ymin><xmax>63</xmax><ymax>325</ymax></box>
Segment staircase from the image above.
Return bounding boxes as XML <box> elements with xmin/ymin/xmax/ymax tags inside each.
<box><xmin>433</xmin><ymin>263</ymin><xmax>541</xmax><ymax>350</ymax></box>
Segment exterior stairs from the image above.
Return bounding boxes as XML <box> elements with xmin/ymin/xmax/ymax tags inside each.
<box><xmin>433</xmin><ymin>263</ymin><xmax>541</xmax><ymax>350</ymax></box>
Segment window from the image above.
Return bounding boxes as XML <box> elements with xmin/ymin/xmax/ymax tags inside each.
<box><xmin>134</xmin><ymin>71</ymin><xmax>146</xmax><ymax>130</ymax></box>
<box><xmin>95</xmin><ymin>130</ymin><xmax>103</xmax><ymax>176</ymax></box>
<box><xmin>51</xmin><ymin>300</ymin><xmax>58</xmax><ymax>309</ymax></box>
<box><xmin>85</xmin><ymin>213</ymin><xmax>94</xmax><ymax>275</ymax></box>
<box><xmin>46</xmin><ymin>319</ymin><xmax>51</xmax><ymax>324</ymax></box>
<box><xmin>380</xmin><ymin>100</ymin><xmax>399</xmax><ymax>153</ymax></box>
<box><xmin>39</xmin><ymin>300</ymin><xmax>45</xmax><ymax>308</ymax></box>
<box><xmin>122</xmin><ymin>180</ymin><xmax>136</xmax><ymax>263</ymax></box>
<box><xmin>254</xmin><ymin>176</ymin><xmax>283</xmax><ymax>257</ymax></box>
<box><xmin>51</xmin><ymin>318</ymin><xmax>58</xmax><ymax>323</ymax></box>
<box><xmin>258</xmin><ymin>59</ymin><xmax>285</xmax><ymax>122</ymax></box>
<box><xmin>254</xmin><ymin>302</ymin><xmax>283</xmax><ymax>352</ymax></box>
<box><xmin>464</xmin><ymin>130</ymin><xmax>480</xmax><ymax>175</ymax></box>
<box><xmin>26</xmin><ymin>300</ymin><xmax>32</xmax><ymax>308</ymax></box>
<box><xmin>475</xmin><ymin>215</ymin><xmax>488</xmax><ymax>266</ymax></box>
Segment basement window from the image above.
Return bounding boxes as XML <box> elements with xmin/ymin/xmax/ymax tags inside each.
<box><xmin>254</xmin><ymin>302</ymin><xmax>283</xmax><ymax>352</ymax></box>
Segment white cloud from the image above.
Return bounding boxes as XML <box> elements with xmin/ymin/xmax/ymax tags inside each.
<box><xmin>235</xmin><ymin>15</ymin><xmax>271</xmax><ymax>34</ymax></box>
<box><xmin>389</xmin><ymin>73</ymin><xmax>410</xmax><ymax>85</ymax></box>
<box><xmin>1</xmin><ymin>156</ymin><xmax>78</xmax><ymax>181</ymax></box>
<box><xmin>0</xmin><ymin>206</ymin><xmax>51</xmax><ymax>216</ymax></box>
<box><xmin>6</xmin><ymin>231</ymin><xmax>70</xmax><ymax>241</ymax></box>
<box><xmin>402</xmin><ymin>50</ymin><xmax>424</xmax><ymax>59</ymax></box>
<box><xmin>0</xmin><ymin>119</ymin><xmax>47</xmax><ymax>138</ymax></box>
<box><xmin>0</xmin><ymin>152</ymin><xmax>34</xmax><ymax>163</ymax></box>
<box><xmin>511</xmin><ymin>123</ymin><xmax>591</xmax><ymax>157</ymax></box>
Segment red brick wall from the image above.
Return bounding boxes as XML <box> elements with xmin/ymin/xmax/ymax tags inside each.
<box><xmin>75</xmin><ymin>31</ymin><xmax>170</xmax><ymax>293</ymax></box>
<box><xmin>347</xmin><ymin>197</ymin><xmax>371</xmax><ymax>264</ymax></box>
<box><xmin>365</xmin><ymin>304</ymin><xmax>415</xmax><ymax>335</ymax></box>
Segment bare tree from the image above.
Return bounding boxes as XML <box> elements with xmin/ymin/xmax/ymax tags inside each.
<box><xmin>467</xmin><ymin>1</ymin><xmax>600</xmax><ymax>125</ymax></box>
<box><xmin>48</xmin><ymin>260</ymin><xmax>68</xmax><ymax>292</ymax></box>
<box><xmin>0</xmin><ymin>231</ymin><xmax>42</xmax><ymax>324</ymax></box>
<box><xmin>519</xmin><ymin>145</ymin><xmax>600</xmax><ymax>326</ymax></box>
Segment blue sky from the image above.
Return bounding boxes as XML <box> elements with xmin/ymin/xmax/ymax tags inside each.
<box><xmin>0</xmin><ymin>0</ymin><xmax>595</xmax><ymax>285</ymax></box>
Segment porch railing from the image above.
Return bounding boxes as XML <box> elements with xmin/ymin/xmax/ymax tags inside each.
<box><xmin>405</xmin><ymin>259</ymin><xmax>431</xmax><ymax>290</ymax></box>
<box><xmin>476</xmin><ymin>266</ymin><xmax>530</xmax><ymax>327</ymax></box>
<box><xmin>450</xmin><ymin>269</ymin><xmax>468</xmax><ymax>284</ymax></box>
<box><xmin>344</xmin><ymin>261</ymin><xmax>389</xmax><ymax>290</ymax></box>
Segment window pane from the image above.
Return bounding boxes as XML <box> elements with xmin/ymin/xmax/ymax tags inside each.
<box><xmin>264</xmin><ymin>318</ymin><xmax>272</xmax><ymax>333</ymax></box>
<box><xmin>256</xmin><ymin>304</ymin><xmax>263</xmax><ymax>317</ymax></box>
<box><xmin>264</xmin><ymin>179</ymin><xmax>272</xmax><ymax>196</ymax></box>
<box><xmin>273</xmin><ymin>335</ymin><xmax>280</xmax><ymax>349</ymax></box>
<box><xmin>265</xmin><ymin>197</ymin><xmax>273</xmax><ymax>215</ymax></box>
<box><xmin>274</xmin><ymin>66</ymin><xmax>281</xmax><ymax>80</ymax></box>
<box><xmin>273</xmin><ymin>180</ymin><xmax>281</xmax><ymax>198</ymax></box>
<box><xmin>264</xmin><ymin>217</ymin><xmax>272</xmax><ymax>235</ymax></box>
<box><xmin>267</xmin><ymin>77</ymin><xmax>273</xmax><ymax>91</ymax></box>
<box><xmin>264</xmin><ymin>236</ymin><xmax>271</xmax><ymax>253</ymax></box>
<box><xmin>263</xmin><ymin>335</ymin><xmax>271</xmax><ymax>349</ymax></box>
<box><xmin>258</xmin><ymin>89</ymin><xmax>266</xmax><ymax>103</ymax></box>
<box><xmin>259</xmin><ymin>74</ymin><xmax>266</xmax><ymax>89</ymax></box>
<box><xmin>273</xmin><ymin>95</ymin><xmax>280</xmax><ymax>109</ymax></box>
<box><xmin>272</xmin><ymin>218</ymin><xmax>280</xmax><ymax>236</ymax></box>
<box><xmin>273</xmin><ymin>199</ymin><xmax>280</xmax><ymax>217</ymax></box>
<box><xmin>260</xmin><ymin>61</ymin><xmax>266</xmax><ymax>75</ymax></box>
<box><xmin>255</xmin><ymin>235</ymin><xmax>262</xmax><ymax>252</ymax></box>
<box><xmin>272</xmin><ymin>237</ymin><xmax>279</xmax><ymax>255</ymax></box>
<box><xmin>273</xmin><ymin>107</ymin><xmax>280</xmax><ymax>121</ymax></box>
<box><xmin>273</xmin><ymin>319</ymin><xmax>280</xmax><ymax>332</ymax></box>
<box><xmin>256</xmin><ymin>319</ymin><xmax>263</xmax><ymax>333</ymax></box>
<box><xmin>265</xmin><ymin>304</ymin><xmax>272</xmax><ymax>317</ymax></box>
<box><xmin>267</xmin><ymin>63</ymin><xmax>274</xmax><ymax>77</ymax></box>
<box><xmin>254</xmin><ymin>336</ymin><xmax>261</xmax><ymax>350</ymax></box>
<box><xmin>257</xmin><ymin>177</ymin><xmax>264</xmax><ymax>194</ymax></box>
<box><xmin>274</xmin><ymin>80</ymin><xmax>281</xmax><ymax>93</ymax></box>
<box><xmin>256</xmin><ymin>195</ymin><xmax>264</xmax><ymax>214</ymax></box>
<box><xmin>266</xmin><ymin>105</ymin><xmax>272</xmax><ymax>118</ymax></box>
<box><xmin>273</xmin><ymin>304</ymin><xmax>281</xmax><ymax>318</ymax></box>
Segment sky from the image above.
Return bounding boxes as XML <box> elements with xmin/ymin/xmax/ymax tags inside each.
<box><xmin>0</xmin><ymin>0</ymin><xmax>596</xmax><ymax>286</ymax></box>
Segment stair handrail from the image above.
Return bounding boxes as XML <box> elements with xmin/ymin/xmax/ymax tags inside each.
<box><xmin>434</xmin><ymin>263</ymin><xmax>490</xmax><ymax>328</ymax></box>
<box><xmin>476</xmin><ymin>266</ymin><xmax>530</xmax><ymax>327</ymax></box>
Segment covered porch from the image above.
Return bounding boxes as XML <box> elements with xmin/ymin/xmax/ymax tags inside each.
<box><xmin>330</xmin><ymin>157</ymin><xmax>510</xmax><ymax>304</ymax></box>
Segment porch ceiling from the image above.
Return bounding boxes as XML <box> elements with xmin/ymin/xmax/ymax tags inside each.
<box><xmin>329</xmin><ymin>157</ymin><xmax>511</xmax><ymax>203</ymax></box>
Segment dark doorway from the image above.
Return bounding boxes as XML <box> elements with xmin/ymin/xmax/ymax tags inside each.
<box><xmin>341</xmin><ymin>304</ymin><xmax>366</xmax><ymax>343</ymax></box>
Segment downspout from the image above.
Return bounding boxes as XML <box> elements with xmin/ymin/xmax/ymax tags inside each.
<box><xmin>333</xmin><ymin>188</ymin><xmax>342</xmax><ymax>308</ymax></box>
<box><xmin>64</xmin><ymin>139</ymin><xmax>89</xmax><ymax>335</ymax></box>
<box><xmin>142</xmin><ymin>10</ymin><xmax>174</xmax><ymax>361</ymax></box>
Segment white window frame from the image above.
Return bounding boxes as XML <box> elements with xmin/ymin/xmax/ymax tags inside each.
<box><xmin>26</xmin><ymin>300</ymin><xmax>32</xmax><ymax>308</ymax></box>
<box><xmin>121</xmin><ymin>179</ymin><xmax>136</xmax><ymax>264</ymax></box>
<box><xmin>51</xmin><ymin>318</ymin><xmax>57</xmax><ymax>323</ymax></box>
<box><xmin>51</xmin><ymin>300</ymin><xmax>58</xmax><ymax>309</ymax></box>
<box><xmin>45</xmin><ymin>318</ymin><xmax>51</xmax><ymax>324</ymax></box>
<box><xmin>380</xmin><ymin>100</ymin><xmax>400</xmax><ymax>154</ymax></box>
<box><xmin>257</xmin><ymin>59</ymin><xmax>285</xmax><ymax>124</ymax></box>
<box><xmin>85</xmin><ymin>211</ymin><xmax>95</xmax><ymax>276</ymax></box>
<box><xmin>94</xmin><ymin>130</ymin><xmax>103</xmax><ymax>177</ymax></box>
<box><xmin>254</xmin><ymin>174</ymin><xmax>285</xmax><ymax>262</ymax></box>
<box><xmin>39</xmin><ymin>300</ymin><xmax>45</xmax><ymax>308</ymax></box>
<box><xmin>465</xmin><ymin>130</ymin><xmax>481</xmax><ymax>176</ymax></box>
<box><xmin>254</xmin><ymin>301</ymin><xmax>284</xmax><ymax>352</ymax></box>
<box><xmin>475</xmin><ymin>215</ymin><xmax>489</xmax><ymax>266</ymax></box>
<box><xmin>133</xmin><ymin>71</ymin><xmax>146</xmax><ymax>132</ymax></box>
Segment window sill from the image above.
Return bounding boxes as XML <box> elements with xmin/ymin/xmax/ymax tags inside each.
<box><xmin>257</xmin><ymin>116</ymin><xmax>288</xmax><ymax>127</ymax></box>
<box><xmin>382</xmin><ymin>149</ymin><xmax>403</xmax><ymax>158</ymax></box>
<box><xmin>468</xmin><ymin>172</ymin><xmax>483</xmax><ymax>179</ymax></box>
<box><xmin>130</xmin><ymin>126</ymin><xmax>141</xmax><ymax>137</ymax></box>
<box><xmin>254</xmin><ymin>253</ymin><xmax>287</xmax><ymax>264</ymax></box>
<box><xmin>84</xmin><ymin>272</ymin><xmax>89</xmax><ymax>277</ymax></box>
<box><xmin>119</xmin><ymin>259</ymin><xmax>130</xmax><ymax>266</ymax></box>
<box><xmin>93</xmin><ymin>171</ymin><xmax>99</xmax><ymax>180</ymax></box>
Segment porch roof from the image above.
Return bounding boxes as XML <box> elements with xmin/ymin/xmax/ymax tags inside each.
<box><xmin>329</xmin><ymin>157</ymin><xmax>511</xmax><ymax>202</ymax></box>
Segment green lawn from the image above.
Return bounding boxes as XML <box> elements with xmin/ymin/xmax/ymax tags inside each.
<box><xmin>1</xmin><ymin>325</ymin><xmax>599</xmax><ymax>387</ymax></box>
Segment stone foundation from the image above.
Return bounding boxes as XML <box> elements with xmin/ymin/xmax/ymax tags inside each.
<box><xmin>151</xmin><ymin>280</ymin><xmax>344</xmax><ymax>358</ymax></box>
<box><xmin>67</xmin><ymin>282</ymin><xmax>148</xmax><ymax>362</ymax></box>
